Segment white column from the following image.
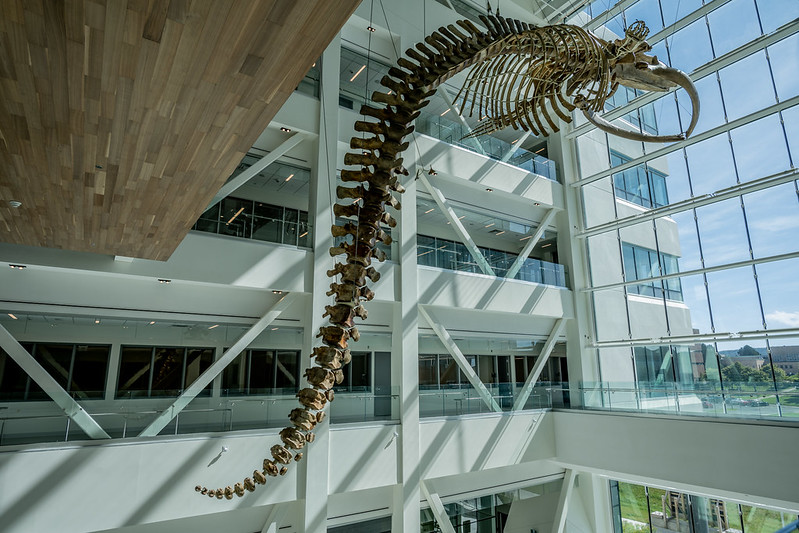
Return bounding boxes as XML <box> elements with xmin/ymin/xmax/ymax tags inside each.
<box><xmin>104</xmin><ymin>343</ymin><xmax>121</xmax><ymax>401</ymax></box>
<box><xmin>392</xmin><ymin>133</ymin><xmax>421</xmax><ymax>533</ymax></box>
<box><xmin>302</xmin><ymin>33</ymin><xmax>341</xmax><ymax>533</ymax></box>
<box><xmin>0</xmin><ymin>324</ymin><xmax>110</xmax><ymax>439</ymax></box>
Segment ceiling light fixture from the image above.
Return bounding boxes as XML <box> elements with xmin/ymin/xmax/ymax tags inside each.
<box><xmin>511</xmin><ymin>139</ymin><xmax>518</xmax><ymax>144</ymax></box>
<box><xmin>424</xmin><ymin>208</ymin><xmax>434</xmax><ymax>214</ymax></box>
<box><xmin>535</xmin><ymin>147</ymin><xmax>545</xmax><ymax>153</ymax></box>
<box><xmin>158</xmin><ymin>279</ymin><xmax>171</xmax><ymax>283</ymax></box>
<box><xmin>149</xmin><ymin>321</ymin><xmax>156</xmax><ymax>325</ymax></box>
<box><xmin>272</xmin><ymin>290</ymin><xmax>283</xmax><ymax>294</ymax></box>
<box><xmin>209</xmin><ymin>324</ymin><xmax>219</xmax><ymax>329</ymax></box>
<box><xmin>271</xmin><ymin>327</ymin><xmax>279</xmax><ymax>331</ymax></box>
<box><xmin>280</xmin><ymin>127</ymin><xmax>291</xmax><ymax>132</ymax></box>
<box><xmin>440</xmin><ymin>108</ymin><xmax>450</xmax><ymax>116</ymax></box>
<box><xmin>542</xmin><ymin>243</ymin><xmax>552</xmax><ymax>248</ymax></box>
<box><xmin>485</xmin><ymin>223</ymin><xmax>495</xmax><ymax>228</ymax></box>
<box><xmin>9</xmin><ymin>264</ymin><xmax>26</xmax><ymax>269</ymax></box>
<box><xmin>299</xmin><ymin>231</ymin><xmax>308</xmax><ymax>238</ymax></box>
<box><xmin>367</xmin><ymin>26</ymin><xmax>376</xmax><ymax>32</ymax></box>
<box><xmin>428</xmin><ymin>168</ymin><xmax>437</xmax><ymax>176</ymax></box>
<box><xmin>495</xmin><ymin>230</ymin><xmax>505</xmax><ymax>235</ymax></box>
<box><xmin>520</xmin><ymin>236</ymin><xmax>532</xmax><ymax>241</ymax></box>
<box><xmin>417</xmin><ymin>250</ymin><xmax>434</xmax><ymax>257</ymax></box>
<box><xmin>350</xmin><ymin>65</ymin><xmax>366</xmax><ymax>82</ymax></box>
<box><xmin>226</xmin><ymin>207</ymin><xmax>245</xmax><ymax>224</ymax></box>
<box><xmin>95</xmin><ymin>319</ymin><xmax>100</xmax><ymax>324</ymax></box>
<box><xmin>458</xmin><ymin>215</ymin><xmax>465</xmax><ymax>220</ymax></box>
<box><xmin>8</xmin><ymin>313</ymin><xmax>18</xmax><ymax>319</ymax></box>
<box><xmin>486</xmin><ymin>188</ymin><xmax>493</xmax><ymax>192</ymax></box>
<box><xmin>285</xmin><ymin>173</ymin><xmax>294</xmax><ymax>181</ymax></box>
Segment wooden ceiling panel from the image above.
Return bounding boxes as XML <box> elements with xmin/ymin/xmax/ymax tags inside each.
<box><xmin>0</xmin><ymin>0</ymin><xmax>360</xmax><ymax>259</ymax></box>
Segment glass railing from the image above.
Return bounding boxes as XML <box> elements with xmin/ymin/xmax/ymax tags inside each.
<box><xmin>0</xmin><ymin>390</ymin><xmax>401</xmax><ymax>447</ymax></box>
<box><xmin>419</xmin><ymin>382</ymin><xmax>569</xmax><ymax>418</ymax></box>
<box><xmin>418</xmin><ymin>234</ymin><xmax>569</xmax><ymax>288</ymax></box>
<box><xmin>415</xmin><ymin>112</ymin><xmax>558</xmax><ymax>181</ymax></box>
<box><xmin>579</xmin><ymin>381</ymin><xmax>799</xmax><ymax>421</ymax></box>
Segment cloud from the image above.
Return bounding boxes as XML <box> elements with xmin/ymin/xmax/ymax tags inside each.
<box><xmin>765</xmin><ymin>310</ymin><xmax>799</xmax><ymax>328</ymax></box>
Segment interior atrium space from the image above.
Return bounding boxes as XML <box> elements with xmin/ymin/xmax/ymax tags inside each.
<box><xmin>1</xmin><ymin>0</ymin><xmax>798</xmax><ymax>532</ymax></box>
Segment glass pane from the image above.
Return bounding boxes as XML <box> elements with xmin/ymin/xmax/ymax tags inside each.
<box><xmin>707</xmin><ymin>0</ymin><xmax>761</xmax><ymax>57</ymax></box>
<box><xmin>117</xmin><ymin>346</ymin><xmax>153</xmax><ymax>398</ymax></box>
<box><xmin>624</xmin><ymin>0</ymin><xmax>663</xmax><ymax>34</ymax></box>
<box><xmin>718</xmin><ymin>51</ymin><xmax>775</xmax><ymax>122</ymax></box>
<box><xmin>617</xmin><ymin>481</ymin><xmax>650</xmax><ymax>531</ymax></box>
<box><xmin>439</xmin><ymin>354</ymin><xmax>458</xmax><ymax>388</ymax></box>
<box><xmin>705</xmin><ymin>267</ymin><xmax>763</xmax><ymax>334</ymax></box>
<box><xmin>666</xmin><ymin>18</ymin><xmax>713</xmax><ymax>74</ymax></box>
<box><xmin>741</xmin><ymin>504</ymin><xmax>798</xmax><ymax>532</ymax></box>
<box><xmin>769</xmin><ymin>34</ymin><xmax>799</xmax><ymax>102</ymax></box>
<box><xmin>28</xmin><ymin>344</ymin><xmax>73</xmax><ymax>400</ymax></box>
<box><xmin>744</xmin><ymin>183</ymin><xmax>799</xmax><ymax>259</ymax></box>
<box><xmin>348</xmin><ymin>351</ymin><xmax>369</xmax><ymax>391</ymax></box>
<box><xmin>221</xmin><ymin>352</ymin><xmax>247</xmax><ymax>396</ymax></box>
<box><xmin>677</xmin><ymin>74</ymin><xmax>725</xmax><ymax>137</ymax></box>
<box><xmin>150</xmin><ymin>347</ymin><xmax>185</xmax><ymax>397</ymax></box>
<box><xmin>275</xmin><ymin>350</ymin><xmax>299</xmax><ymax>393</ymax></box>
<box><xmin>184</xmin><ymin>348</ymin><xmax>213</xmax><ymax>396</ymax></box>
<box><xmin>694</xmin><ymin>198</ymin><xmax>751</xmax><ymax>268</ymax></box>
<box><xmin>250</xmin><ymin>350</ymin><xmax>275</xmax><ymax>394</ymax></box>
<box><xmin>756</xmin><ymin>0</ymin><xmax>799</xmax><ymax>33</ymax></box>
<box><xmin>685</xmin><ymin>134</ymin><xmax>737</xmax><ymax>197</ymax></box>
<box><xmin>419</xmin><ymin>354</ymin><xmax>438</xmax><ymax>390</ymax></box>
<box><xmin>71</xmin><ymin>345</ymin><xmax>109</xmax><ymax>399</ymax></box>
<box><xmin>252</xmin><ymin>203</ymin><xmax>283</xmax><ymax>243</ymax></box>
<box><xmin>730</xmin><ymin>114</ymin><xmax>791</xmax><ymax>183</ymax></box>
<box><xmin>219</xmin><ymin>197</ymin><xmax>252</xmax><ymax>239</ymax></box>
<box><xmin>0</xmin><ymin>348</ymin><xmax>30</xmax><ymax>401</ymax></box>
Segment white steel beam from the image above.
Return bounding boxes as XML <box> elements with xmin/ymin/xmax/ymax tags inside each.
<box><xmin>501</xmin><ymin>131</ymin><xmax>531</xmax><ymax>163</ymax></box>
<box><xmin>261</xmin><ymin>503</ymin><xmax>289</xmax><ymax>533</ymax></box>
<box><xmin>0</xmin><ymin>325</ymin><xmax>110</xmax><ymax>439</ymax></box>
<box><xmin>208</xmin><ymin>132</ymin><xmax>309</xmax><ymax>208</ymax></box>
<box><xmin>418</xmin><ymin>305</ymin><xmax>502</xmax><ymax>412</ymax></box>
<box><xmin>573</xmin><ymin>92</ymin><xmax>799</xmax><ymax>187</ymax></box>
<box><xmin>512</xmin><ymin>319</ymin><xmax>566</xmax><ymax>411</ymax></box>
<box><xmin>420</xmin><ymin>481</ymin><xmax>457</xmax><ymax>533</ymax></box>
<box><xmin>586</xmin><ymin>248</ymin><xmax>799</xmax><ymax>294</ymax></box>
<box><xmin>506</xmin><ymin>209</ymin><xmax>557</xmax><ymax>280</ymax></box>
<box><xmin>437</xmin><ymin>87</ymin><xmax>486</xmax><ymax>155</ymax></box>
<box><xmin>138</xmin><ymin>293</ymin><xmax>296</xmax><ymax>437</ymax></box>
<box><xmin>583</xmin><ymin>0</ymin><xmax>637</xmax><ymax>30</ymax></box>
<box><xmin>417</xmin><ymin>171</ymin><xmax>496</xmax><ymax>276</ymax></box>
<box><xmin>551</xmin><ymin>469</ymin><xmax>577</xmax><ymax>533</ymax></box>
<box><xmin>593</xmin><ymin>326</ymin><xmax>799</xmax><ymax>349</ymax></box>
<box><xmin>579</xmin><ymin>168</ymin><xmax>799</xmax><ymax>238</ymax></box>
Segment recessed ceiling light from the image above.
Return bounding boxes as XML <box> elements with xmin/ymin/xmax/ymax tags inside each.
<box><xmin>520</xmin><ymin>236</ymin><xmax>532</xmax><ymax>241</ymax></box>
<box><xmin>95</xmin><ymin>319</ymin><xmax>100</xmax><ymax>324</ymax></box>
<box><xmin>534</xmin><ymin>202</ymin><xmax>540</xmax><ymax>206</ymax></box>
<box><xmin>367</xmin><ymin>26</ymin><xmax>376</xmax><ymax>32</ymax></box>
<box><xmin>271</xmin><ymin>327</ymin><xmax>279</xmax><ymax>331</ymax></box>
<box><xmin>299</xmin><ymin>231</ymin><xmax>308</xmax><ymax>238</ymax></box>
<box><xmin>350</xmin><ymin>65</ymin><xmax>366</xmax><ymax>82</ymax></box>
<box><xmin>542</xmin><ymin>243</ymin><xmax>552</xmax><ymax>248</ymax></box>
<box><xmin>9</xmin><ymin>264</ymin><xmax>26</xmax><ymax>269</ymax></box>
<box><xmin>272</xmin><ymin>290</ymin><xmax>283</xmax><ymax>294</ymax></box>
<box><xmin>495</xmin><ymin>231</ymin><xmax>505</xmax><ymax>235</ymax></box>
<box><xmin>280</xmin><ymin>127</ymin><xmax>291</xmax><ymax>132</ymax></box>
<box><xmin>486</xmin><ymin>188</ymin><xmax>493</xmax><ymax>192</ymax></box>
<box><xmin>158</xmin><ymin>279</ymin><xmax>171</xmax><ymax>283</ymax></box>
<box><xmin>149</xmin><ymin>321</ymin><xmax>156</xmax><ymax>325</ymax></box>
<box><xmin>8</xmin><ymin>313</ymin><xmax>18</xmax><ymax>319</ymax></box>
<box><xmin>209</xmin><ymin>324</ymin><xmax>219</xmax><ymax>329</ymax></box>
<box><xmin>285</xmin><ymin>173</ymin><xmax>294</xmax><ymax>181</ymax></box>
<box><xmin>485</xmin><ymin>223</ymin><xmax>495</xmax><ymax>228</ymax></box>
<box><xmin>424</xmin><ymin>208</ymin><xmax>434</xmax><ymax>214</ymax></box>
<box><xmin>440</xmin><ymin>108</ymin><xmax>450</xmax><ymax>116</ymax></box>
<box><xmin>458</xmin><ymin>215</ymin><xmax>465</xmax><ymax>220</ymax></box>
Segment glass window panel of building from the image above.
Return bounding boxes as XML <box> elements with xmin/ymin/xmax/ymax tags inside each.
<box><xmin>575</xmin><ymin>0</ymin><xmax>799</xmax><ymax>420</ymax></box>
<box><xmin>117</xmin><ymin>346</ymin><xmax>213</xmax><ymax>399</ymax></box>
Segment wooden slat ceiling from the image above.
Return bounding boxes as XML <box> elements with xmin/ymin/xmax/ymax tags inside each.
<box><xmin>0</xmin><ymin>0</ymin><xmax>360</xmax><ymax>260</ymax></box>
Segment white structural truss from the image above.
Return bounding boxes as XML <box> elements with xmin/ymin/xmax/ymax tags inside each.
<box><xmin>506</xmin><ymin>208</ymin><xmax>557</xmax><ymax>280</ymax></box>
<box><xmin>139</xmin><ymin>293</ymin><xmax>297</xmax><ymax>437</ymax></box>
<box><xmin>420</xmin><ymin>481</ymin><xmax>457</xmax><ymax>533</ymax></box>
<box><xmin>0</xmin><ymin>324</ymin><xmax>110</xmax><ymax>439</ymax></box>
<box><xmin>417</xmin><ymin>171</ymin><xmax>496</xmax><ymax>277</ymax></box>
<box><xmin>512</xmin><ymin>318</ymin><xmax>566</xmax><ymax>411</ymax></box>
<box><xmin>418</xmin><ymin>305</ymin><xmax>502</xmax><ymax>413</ymax></box>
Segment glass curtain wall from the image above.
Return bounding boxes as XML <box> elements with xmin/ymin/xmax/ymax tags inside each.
<box><xmin>574</xmin><ymin>0</ymin><xmax>799</xmax><ymax>420</ymax></box>
<box><xmin>610</xmin><ymin>479</ymin><xmax>798</xmax><ymax>533</ymax></box>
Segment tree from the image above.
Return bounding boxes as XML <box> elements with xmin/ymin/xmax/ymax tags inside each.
<box><xmin>760</xmin><ymin>364</ymin><xmax>788</xmax><ymax>382</ymax></box>
<box><xmin>737</xmin><ymin>345</ymin><xmax>761</xmax><ymax>356</ymax></box>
